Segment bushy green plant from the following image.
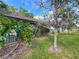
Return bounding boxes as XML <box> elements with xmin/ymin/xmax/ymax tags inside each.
<box><xmin>0</xmin><ymin>14</ymin><xmax>34</xmax><ymax>45</ymax></box>
<box><xmin>18</xmin><ymin>21</ymin><xmax>34</xmax><ymax>44</ymax></box>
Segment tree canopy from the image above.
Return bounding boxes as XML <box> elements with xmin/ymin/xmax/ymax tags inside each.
<box><xmin>19</xmin><ymin>8</ymin><xmax>34</xmax><ymax>18</ymax></box>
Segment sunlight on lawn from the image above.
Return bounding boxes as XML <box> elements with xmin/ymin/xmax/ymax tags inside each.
<box><xmin>23</xmin><ymin>32</ymin><xmax>79</xmax><ymax>59</ymax></box>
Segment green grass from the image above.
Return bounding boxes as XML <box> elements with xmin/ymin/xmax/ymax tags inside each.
<box><xmin>24</xmin><ymin>32</ymin><xmax>79</xmax><ymax>59</ymax></box>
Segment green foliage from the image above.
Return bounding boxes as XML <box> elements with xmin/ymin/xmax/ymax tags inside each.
<box><xmin>6</xmin><ymin>6</ymin><xmax>16</xmax><ymax>13</ymax></box>
<box><xmin>0</xmin><ymin>0</ymin><xmax>7</xmax><ymax>9</ymax></box>
<box><xmin>0</xmin><ymin>14</ymin><xmax>34</xmax><ymax>44</ymax></box>
<box><xmin>25</xmin><ymin>13</ymin><xmax>34</xmax><ymax>18</ymax></box>
<box><xmin>59</xmin><ymin>8</ymin><xmax>66</xmax><ymax>14</ymax></box>
<box><xmin>0</xmin><ymin>14</ymin><xmax>16</xmax><ymax>35</ymax></box>
<box><xmin>18</xmin><ymin>21</ymin><xmax>34</xmax><ymax>44</ymax></box>
<box><xmin>19</xmin><ymin>8</ymin><xmax>34</xmax><ymax>18</ymax></box>
<box><xmin>19</xmin><ymin>8</ymin><xmax>28</xmax><ymax>14</ymax></box>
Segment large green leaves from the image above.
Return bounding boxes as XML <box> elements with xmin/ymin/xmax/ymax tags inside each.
<box><xmin>0</xmin><ymin>14</ymin><xmax>34</xmax><ymax>44</ymax></box>
<box><xmin>18</xmin><ymin>21</ymin><xmax>34</xmax><ymax>44</ymax></box>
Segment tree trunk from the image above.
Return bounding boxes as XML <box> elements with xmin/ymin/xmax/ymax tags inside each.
<box><xmin>53</xmin><ymin>30</ymin><xmax>58</xmax><ymax>51</ymax></box>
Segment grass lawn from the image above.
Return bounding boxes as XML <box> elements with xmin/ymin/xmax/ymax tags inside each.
<box><xmin>23</xmin><ymin>32</ymin><xmax>79</xmax><ymax>59</ymax></box>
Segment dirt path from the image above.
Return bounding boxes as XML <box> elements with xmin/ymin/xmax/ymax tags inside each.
<box><xmin>0</xmin><ymin>43</ymin><xmax>31</xmax><ymax>59</ymax></box>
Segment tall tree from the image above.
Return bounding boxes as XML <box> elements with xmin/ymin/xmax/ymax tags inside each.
<box><xmin>32</xmin><ymin>0</ymin><xmax>79</xmax><ymax>52</ymax></box>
